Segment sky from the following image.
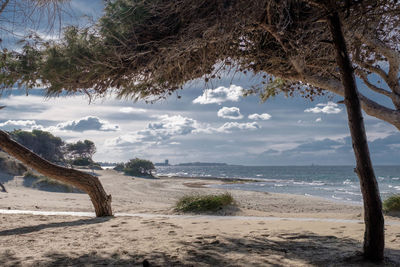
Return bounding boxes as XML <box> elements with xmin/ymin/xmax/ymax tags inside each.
<box><xmin>0</xmin><ymin>1</ymin><xmax>399</xmax><ymax>166</ymax></box>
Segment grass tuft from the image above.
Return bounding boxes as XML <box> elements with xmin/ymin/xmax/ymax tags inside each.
<box><xmin>175</xmin><ymin>192</ymin><xmax>234</xmax><ymax>213</ymax></box>
<box><xmin>383</xmin><ymin>195</ymin><xmax>400</xmax><ymax>213</ymax></box>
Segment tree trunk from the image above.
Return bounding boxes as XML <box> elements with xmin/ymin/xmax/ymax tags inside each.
<box><xmin>328</xmin><ymin>11</ymin><xmax>384</xmax><ymax>261</ymax></box>
<box><xmin>0</xmin><ymin>130</ymin><xmax>112</xmax><ymax>217</ymax></box>
<box><xmin>0</xmin><ymin>182</ymin><xmax>6</xmax><ymax>193</ymax></box>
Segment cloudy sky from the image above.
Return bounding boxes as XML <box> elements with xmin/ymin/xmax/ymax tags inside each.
<box><xmin>0</xmin><ymin>1</ymin><xmax>399</xmax><ymax>166</ymax></box>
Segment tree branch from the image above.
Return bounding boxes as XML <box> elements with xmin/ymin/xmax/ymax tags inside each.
<box><xmin>0</xmin><ymin>0</ymin><xmax>9</xmax><ymax>16</ymax></box>
<box><xmin>291</xmin><ymin>74</ymin><xmax>400</xmax><ymax>130</ymax></box>
<box><xmin>356</xmin><ymin>70</ymin><xmax>393</xmax><ymax>98</ymax></box>
<box><xmin>355</xmin><ymin>32</ymin><xmax>400</xmax><ymax>95</ymax></box>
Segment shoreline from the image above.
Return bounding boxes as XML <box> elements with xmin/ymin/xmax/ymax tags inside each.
<box><xmin>157</xmin><ymin>174</ymin><xmax>366</xmax><ymax>207</ymax></box>
<box><xmin>1</xmin><ymin>169</ymin><xmax>400</xmax><ymax>266</ymax></box>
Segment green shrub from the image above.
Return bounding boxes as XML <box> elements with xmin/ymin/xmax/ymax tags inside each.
<box><xmin>72</xmin><ymin>157</ymin><xmax>92</xmax><ymax>166</ymax></box>
<box><xmin>175</xmin><ymin>193</ymin><xmax>234</xmax><ymax>213</ymax></box>
<box><xmin>113</xmin><ymin>163</ymin><xmax>125</xmax><ymax>172</ymax></box>
<box><xmin>123</xmin><ymin>158</ymin><xmax>155</xmax><ymax>177</ymax></box>
<box><xmin>23</xmin><ymin>170</ymin><xmax>41</xmax><ymax>180</ymax></box>
<box><xmin>383</xmin><ymin>195</ymin><xmax>400</xmax><ymax>213</ymax></box>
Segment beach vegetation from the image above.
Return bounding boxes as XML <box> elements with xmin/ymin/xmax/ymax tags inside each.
<box><xmin>71</xmin><ymin>157</ymin><xmax>92</xmax><ymax>166</ymax></box>
<box><xmin>123</xmin><ymin>158</ymin><xmax>155</xmax><ymax>178</ymax></box>
<box><xmin>113</xmin><ymin>163</ymin><xmax>125</xmax><ymax>172</ymax></box>
<box><xmin>65</xmin><ymin>140</ymin><xmax>96</xmax><ymax>165</ymax></box>
<box><xmin>9</xmin><ymin>130</ymin><xmax>98</xmax><ymax>166</ymax></box>
<box><xmin>383</xmin><ymin>195</ymin><xmax>400</xmax><ymax>214</ymax></box>
<box><xmin>0</xmin><ymin>151</ymin><xmax>27</xmax><ymax>175</ymax></box>
<box><xmin>23</xmin><ymin>171</ymin><xmax>77</xmax><ymax>193</ymax></box>
<box><xmin>10</xmin><ymin>130</ymin><xmax>65</xmax><ymax>163</ymax></box>
<box><xmin>175</xmin><ymin>193</ymin><xmax>234</xmax><ymax>213</ymax></box>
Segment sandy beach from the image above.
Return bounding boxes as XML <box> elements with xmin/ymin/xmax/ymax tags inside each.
<box><xmin>0</xmin><ymin>169</ymin><xmax>399</xmax><ymax>266</ymax></box>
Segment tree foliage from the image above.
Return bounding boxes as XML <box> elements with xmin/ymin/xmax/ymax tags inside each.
<box><xmin>1</xmin><ymin>0</ymin><xmax>400</xmax><ymax>130</ymax></box>
<box><xmin>122</xmin><ymin>158</ymin><xmax>155</xmax><ymax>177</ymax></box>
<box><xmin>8</xmin><ymin>129</ymin><xmax>97</xmax><ymax>165</ymax></box>
<box><xmin>65</xmin><ymin>139</ymin><xmax>96</xmax><ymax>163</ymax></box>
<box><xmin>10</xmin><ymin>129</ymin><xmax>64</xmax><ymax>163</ymax></box>
<box><xmin>0</xmin><ymin>0</ymin><xmax>68</xmax><ymax>44</ymax></box>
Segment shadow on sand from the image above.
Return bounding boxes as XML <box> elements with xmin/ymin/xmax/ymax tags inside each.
<box><xmin>0</xmin><ymin>172</ymin><xmax>14</xmax><ymax>185</ymax></box>
<box><xmin>0</xmin><ymin>228</ymin><xmax>398</xmax><ymax>266</ymax></box>
<box><xmin>0</xmin><ymin>217</ymin><xmax>112</xmax><ymax>236</ymax></box>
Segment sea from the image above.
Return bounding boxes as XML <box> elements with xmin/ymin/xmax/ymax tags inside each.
<box><xmin>154</xmin><ymin>165</ymin><xmax>400</xmax><ymax>205</ymax></box>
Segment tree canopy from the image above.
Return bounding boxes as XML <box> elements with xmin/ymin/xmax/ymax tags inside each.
<box><xmin>8</xmin><ymin>129</ymin><xmax>97</xmax><ymax>165</ymax></box>
<box><xmin>1</xmin><ymin>0</ymin><xmax>400</xmax><ymax>128</ymax></box>
<box><xmin>65</xmin><ymin>139</ymin><xmax>96</xmax><ymax>164</ymax></box>
<box><xmin>10</xmin><ymin>129</ymin><xmax>64</xmax><ymax>163</ymax></box>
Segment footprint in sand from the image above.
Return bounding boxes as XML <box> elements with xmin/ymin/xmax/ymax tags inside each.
<box><xmin>168</xmin><ymin>230</ymin><xmax>177</xmax><ymax>236</ymax></box>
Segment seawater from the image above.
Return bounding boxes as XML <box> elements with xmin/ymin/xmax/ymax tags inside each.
<box><xmin>155</xmin><ymin>165</ymin><xmax>400</xmax><ymax>205</ymax></box>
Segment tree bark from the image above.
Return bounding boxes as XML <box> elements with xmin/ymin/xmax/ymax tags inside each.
<box><xmin>0</xmin><ymin>130</ymin><xmax>112</xmax><ymax>217</ymax></box>
<box><xmin>328</xmin><ymin>11</ymin><xmax>384</xmax><ymax>262</ymax></box>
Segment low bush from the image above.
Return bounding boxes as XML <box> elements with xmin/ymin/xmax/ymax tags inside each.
<box><xmin>123</xmin><ymin>158</ymin><xmax>155</xmax><ymax>177</ymax></box>
<box><xmin>175</xmin><ymin>192</ymin><xmax>234</xmax><ymax>213</ymax></box>
<box><xmin>71</xmin><ymin>157</ymin><xmax>92</xmax><ymax>166</ymax></box>
<box><xmin>383</xmin><ymin>195</ymin><xmax>400</xmax><ymax>213</ymax></box>
<box><xmin>0</xmin><ymin>152</ymin><xmax>27</xmax><ymax>175</ymax></box>
<box><xmin>113</xmin><ymin>163</ymin><xmax>125</xmax><ymax>172</ymax></box>
<box><xmin>23</xmin><ymin>171</ymin><xmax>77</xmax><ymax>193</ymax></box>
<box><xmin>23</xmin><ymin>171</ymin><xmax>41</xmax><ymax>180</ymax></box>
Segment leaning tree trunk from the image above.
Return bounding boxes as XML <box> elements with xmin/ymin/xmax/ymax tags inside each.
<box><xmin>0</xmin><ymin>130</ymin><xmax>112</xmax><ymax>217</ymax></box>
<box><xmin>328</xmin><ymin>11</ymin><xmax>384</xmax><ymax>261</ymax></box>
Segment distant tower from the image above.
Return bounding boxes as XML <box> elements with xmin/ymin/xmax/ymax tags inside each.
<box><xmin>165</xmin><ymin>159</ymin><xmax>169</xmax><ymax>165</ymax></box>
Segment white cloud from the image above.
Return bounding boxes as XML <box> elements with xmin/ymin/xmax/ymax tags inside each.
<box><xmin>193</xmin><ymin>85</ymin><xmax>243</xmax><ymax>104</ymax></box>
<box><xmin>216</xmin><ymin>122</ymin><xmax>260</xmax><ymax>133</ymax></box>
<box><xmin>105</xmin><ymin>115</ymin><xmax>198</xmax><ymax>147</ymax></box>
<box><xmin>119</xmin><ymin>107</ymin><xmax>147</xmax><ymax>114</ymax></box>
<box><xmin>217</xmin><ymin>107</ymin><xmax>243</xmax><ymax>120</ymax></box>
<box><xmin>304</xmin><ymin>102</ymin><xmax>342</xmax><ymax>114</ymax></box>
<box><xmin>105</xmin><ymin>114</ymin><xmax>262</xmax><ymax>147</ymax></box>
<box><xmin>143</xmin><ymin>115</ymin><xmax>198</xmax><ymax>139</ymax></box>
<box><xmin>248</xmin><ymin>113</ymin><xmax>271</xmax><ymax>121</ymax></box>
<box><xmin>316</xmin><ymin>117</ymin><xmax>322</xmax><ymax>122</ymax></box>
<box><xmin>51</xmin><ymin>116</ymin><xmax>119</xmax><ymax>132</ymax></box>
<box><xmin>0</xmin><ymin>120</ymin><xmax>41</xmax><ymax>131</ymax></box>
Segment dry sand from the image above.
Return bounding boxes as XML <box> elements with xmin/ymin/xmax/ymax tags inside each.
<box><xmin>0</xmin><ymin>169</ymin><xmax>399</xmax><ymax>266</ymax></box>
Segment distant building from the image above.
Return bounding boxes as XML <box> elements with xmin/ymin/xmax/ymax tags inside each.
<box><xmin>155</xmin><ymin>159</ymin><xmax>170</xmax><ymax>166</ymax></box>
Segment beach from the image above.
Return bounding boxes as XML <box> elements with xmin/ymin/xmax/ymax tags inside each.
<box><xmin>0</xmin><ymin>169</ymin><xmax>399</xmax><ymax>266</ymax></box>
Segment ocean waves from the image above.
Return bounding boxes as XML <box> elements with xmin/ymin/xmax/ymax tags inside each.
<box><xmin>155</xmin><ymin>165</ymin><xmax>400</xmax><ymax>204</ymax></box>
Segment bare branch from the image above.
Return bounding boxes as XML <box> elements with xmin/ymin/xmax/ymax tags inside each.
<box><xmin>295</xmin><ymin>73</ymin><xmax>400</xmax><ymax>130</ymax></box>
<box><xmin>0</xmin><ymin>0</ymin><xmax>10</xmax><ymax>16</ymax></box>
<box><xmin>355</xmin><ymin>32</ymin><xmax>400</xmax><ymax>95</ymax></box>
<box><xmin>356</xmin><ymin>70</ymin><xmax>393</xmax><ymax>98</ymax></box>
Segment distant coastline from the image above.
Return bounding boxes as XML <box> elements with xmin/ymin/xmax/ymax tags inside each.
<box><xmin>154</xmin><ymin>162</ymin><xmax>229</xmax><ymax>167</ymax></box>
<box><xmin>175</xmin><ymin>162</ymin><xmax>228</xmax><ymax>166</ymax></box>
